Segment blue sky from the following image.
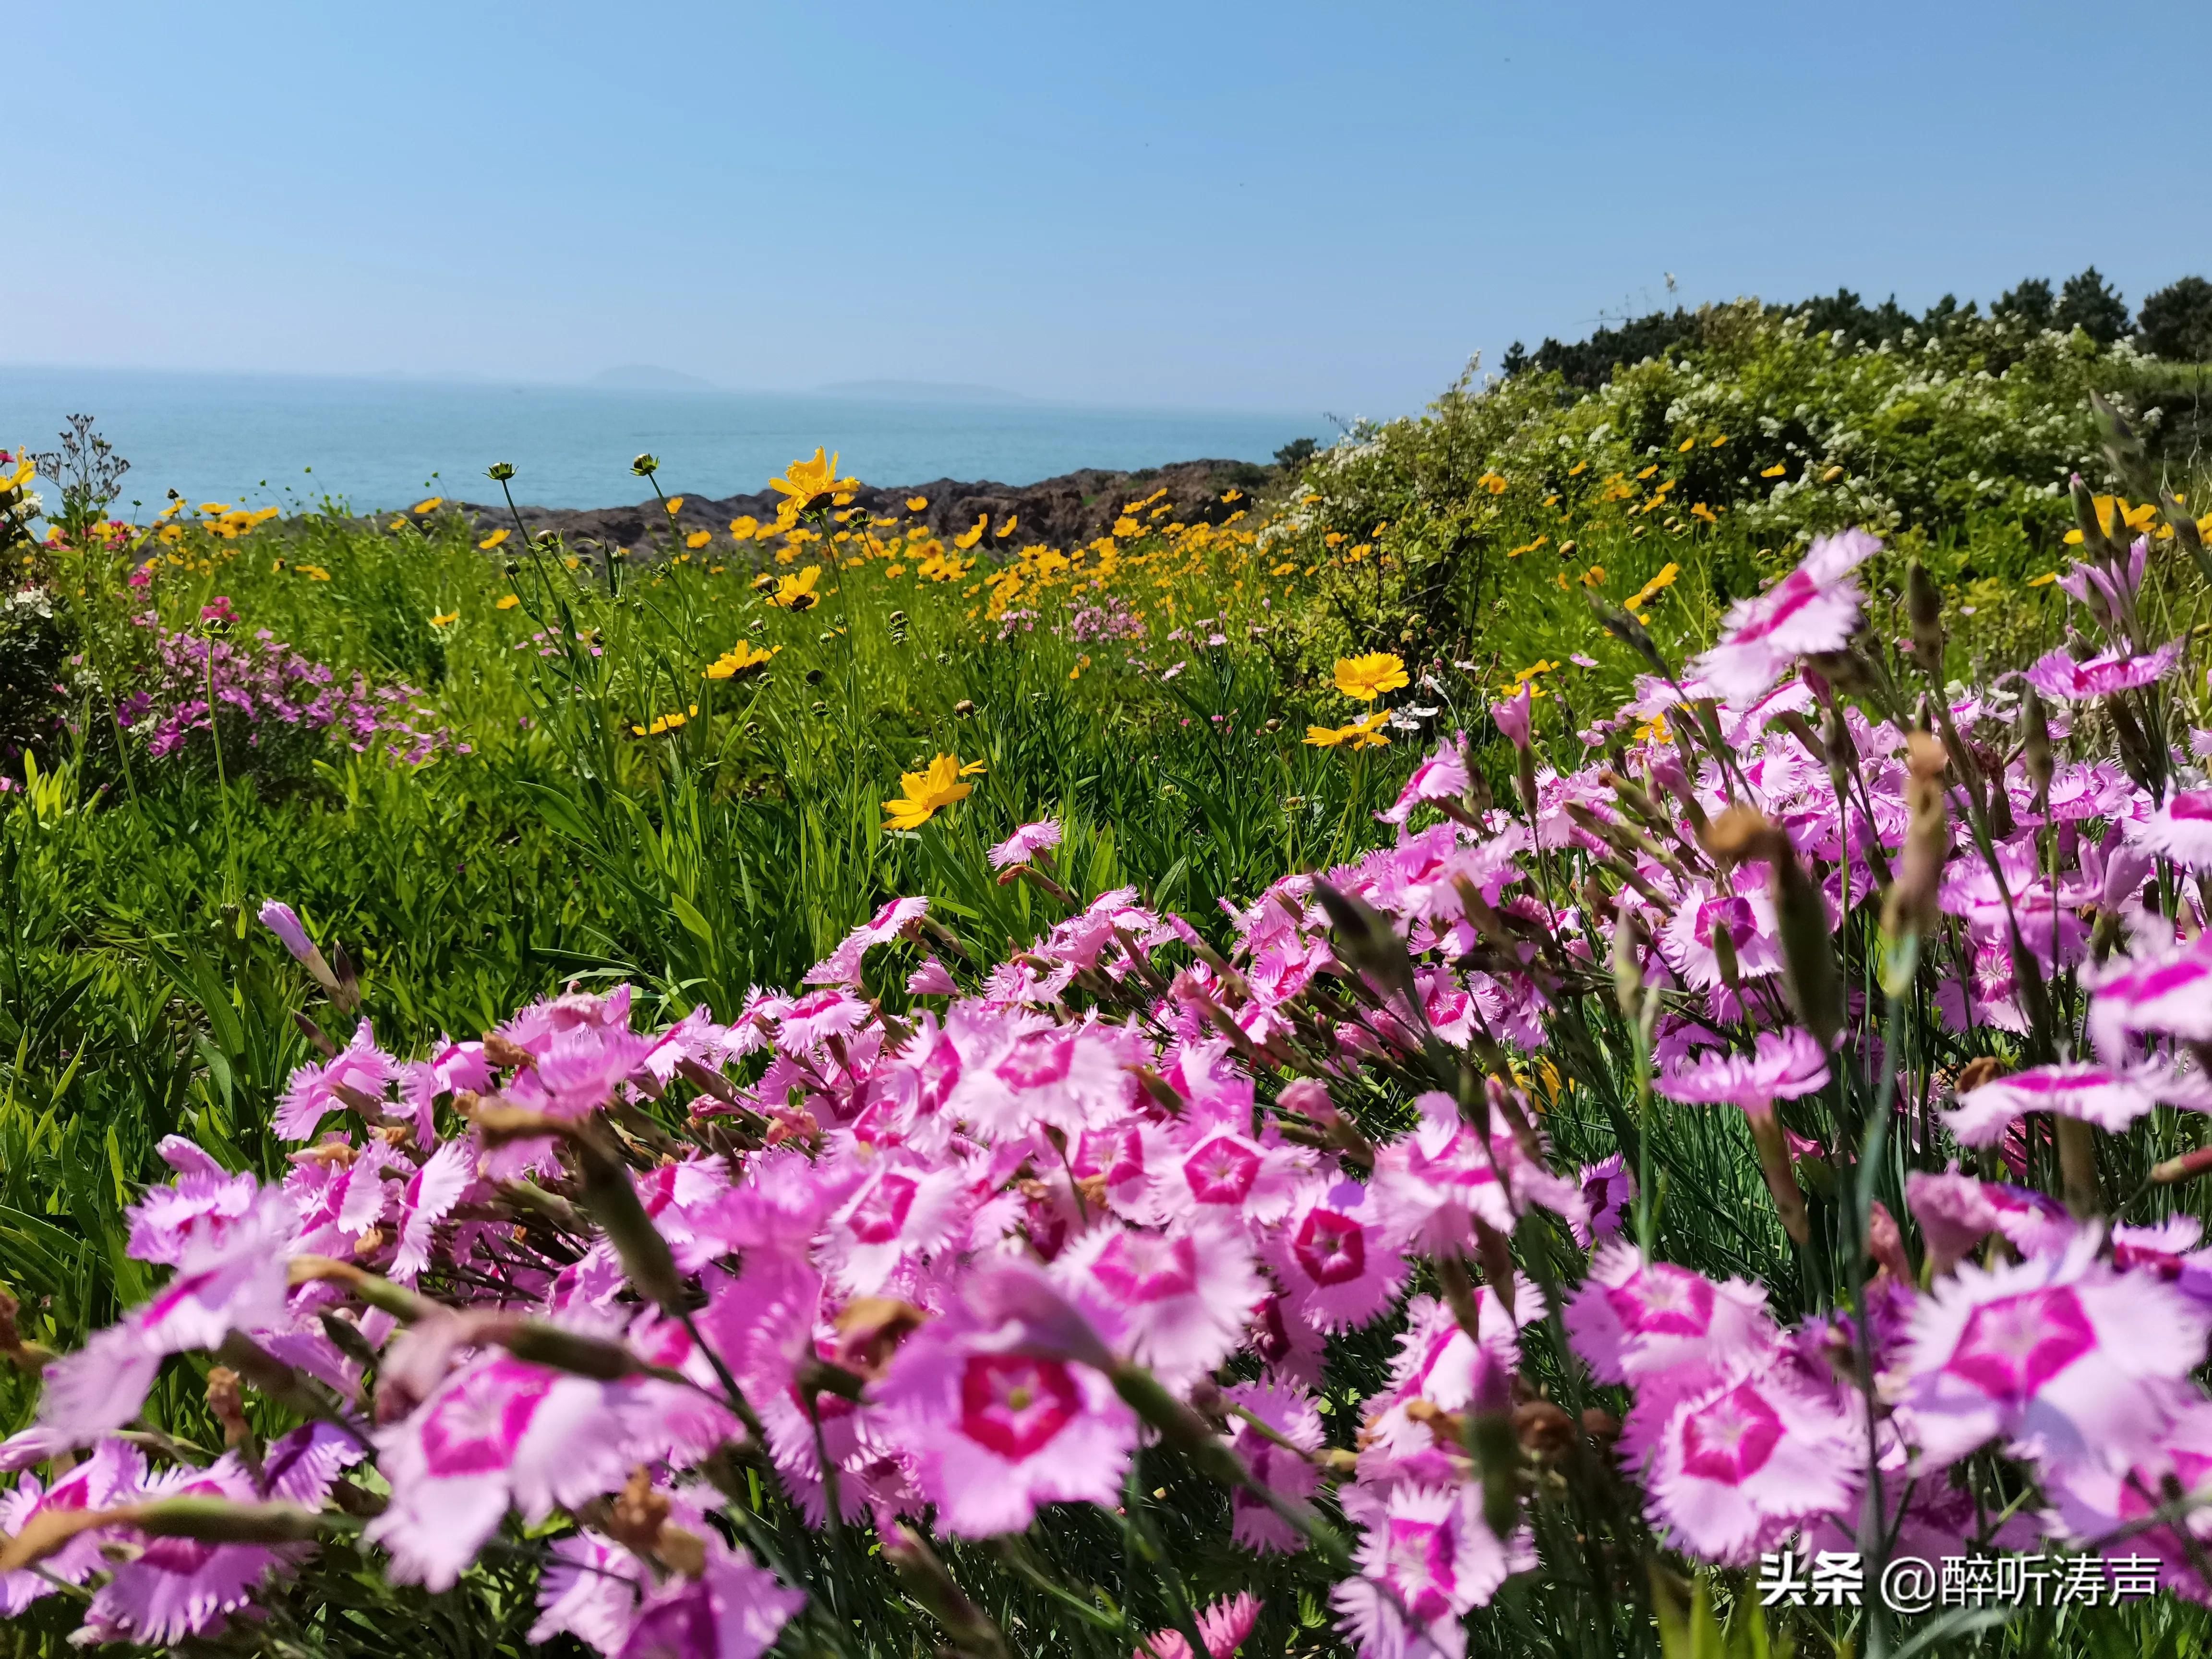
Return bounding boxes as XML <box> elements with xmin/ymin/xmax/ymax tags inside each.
<box><xmin>10</xmin><ymin>0</ymin><xmax>2207</xmax><ymax>417</ymax></box>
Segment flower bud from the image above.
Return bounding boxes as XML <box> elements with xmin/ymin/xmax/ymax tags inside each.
<box><xmin>2070</xmin><ymin>474</ymin><xmax>2109</xmax><ymax>553</ymax></box>
<box><xmin>486</xmin><ymin>462</ymin><xmax>516</xmax><ymax>482</ymax></box>
<box><xmin>258</xmin><ymin>900</ymin><xmax>342</xmax><ymax>998</ymax></box>
<box><xmin>2020</xmin><ymin>686</ymin><xmax>2054</xmax><ymax>803</ymax></box>
<box><xmin>1743</xmin><ymin>1105</ymin><xmax>1811</xmax><ymax>1245</ymax></box>
<box><xmin>1703</xmin><ymin>806</ymin><xmax>1843</xmax><ymax>1049</ymax></box>
<box><xmin>575</xmin><ymin>1130</ymin><xmax>685</xmax><ymax>1313</ymax></box>
<box><xmin>1906</xmin><ymin>562</ymin><xmax>1944</xmax><ymax>673</ymax></box>
<box><xmin>1879</xmin><ymin>733</ymin><xmax>1948</xmax><ymax>991</ymax></box>
<box><xmin>1313</xmin><ymin>882</ymin><xmax>1421</xmax><ymax>1010</ymax></box>
<box><xmin>1610</xmin><ymin>902</ymin><xmax>1647</xmax><ymax>1024</ymax></box>
<box><xmin>630</xmin><ymin>453</ymin><xmax>660</xmax><ymax>477</ymax></box>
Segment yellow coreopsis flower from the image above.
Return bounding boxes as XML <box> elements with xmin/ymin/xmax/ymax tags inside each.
<box><xmin>496</xmin><ymin>594</ymin><xmax>521</xmax><ymax>610</ymax></box>
<box><xmin>1623</xmin><ymin>562</ymin><xmax>1681</xmax><ymax>615</ymax></box>
<box><xmin>769</xmin><ymin>449</ymin><xmax>859</xmax><ymax>516</ymax></box>
<box><xmin>1305</xmin><ymin>711</ymin><xmax>1391</xmax><ymax>750</ymax></box>
<box><xmin>906</xmin><ymin>496</ymin><xmax>929</xmax><ymax>512</ymax></box>
<box><xmin>2063</xmin><ymin>494</ymin><xmax>2161</xmax><ymax>545</ymax></box>
<box><xmin>1334</xmin><ymin>651</ymin><xmax>1410</xmax><ymax>703</ymax></box>
<box><xmin>730</xmin><ymin>515</ymin><xmax>760</xmax><ymax>539</ymax></box>
<box><xmin>705</xmin><ymin>640</ymin><xmax>778</xmax><ymax>679</ymax></box>
<box><xmin>413</xmin><ymin>497</ymin><xmax>444</xmax><ymax>514</ymax></box>
<box><xmin>768</xmin><ymin>565</ymin><xmax>822</xmax><ymax>610</ymax></box>
<box><xmin>430</xmin><ymin>610</ymin><xmax>460</xmax><ymax>627</ymax></box>
<box><xmin>883</xmin><ymin>754</ymin><xmax>985</xmax><ymax>830</ymax></box>
<box><xmin>685</xmin><ymin>530</ymin><xmax>712</xmax><ymax>550</ymax></box>
<box><xmin>1761</xmin><ymin>463</ymin><xmax>1788</xmax><ymax>478</ymax></box>
<box><xmin>952</xmin><ymin>517</ymin><xmax>987</xmax><ymax>552</ymax></box>
<box><xmin>666</xmin><ymin>496</ymin><xmax>685</xmax><ymax>515</ymax></box>
<box><xmin>995</xmin><ymin>515</ymin><xmax>1017</xmax><ymax>539</ymax></box>
<box><xmin>479</xmin><ymin>529</ymin><xmax>509</xmax><ymax>550</ymax></box>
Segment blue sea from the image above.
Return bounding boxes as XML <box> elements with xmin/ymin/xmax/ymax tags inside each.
<box><xmin>0</xmin><ymin>367</ymin><xmax>1320</xmax><ymax>516</ymax></box>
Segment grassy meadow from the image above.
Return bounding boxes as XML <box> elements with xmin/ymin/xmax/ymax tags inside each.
<box><xmin>4</xmin><ymin>296</ymin><xmax>2212</xmax><ymax>1657</ymax></box>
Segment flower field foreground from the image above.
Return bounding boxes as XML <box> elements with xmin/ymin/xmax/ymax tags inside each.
<box><xmin>15</xmin><ymin>458</ymin><xmax>2212</xmax><ymax>1659</ymax></box>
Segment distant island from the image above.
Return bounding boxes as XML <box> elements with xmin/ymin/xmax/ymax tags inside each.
<box><xmin>588</xmin><ymin>364</ymin><xmax>724</xmax><ymax>393</ymax></box>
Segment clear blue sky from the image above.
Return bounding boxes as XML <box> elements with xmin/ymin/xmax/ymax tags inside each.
<box><xmin>10</xmin><ymin>0</ymin><xmax>2207</xmax><ymax>418</ymax></box>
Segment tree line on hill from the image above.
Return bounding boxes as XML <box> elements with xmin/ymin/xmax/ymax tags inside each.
<box><xmin>1502</xmin><ymin>270</ymin><xmax>2212</xmax><ymax>390</ymax></box>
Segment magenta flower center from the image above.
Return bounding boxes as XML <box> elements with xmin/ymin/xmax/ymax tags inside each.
<box><xmin>995</xmin><ymin>1030</ymin><xmax>1076</xmax><ymax>1090</ymax></box>
<box><xmin>1944</xmin><ymin>1287</ymin><xmax>2094</xmax><ymax>1401</ymax></box>
<box><xmin>2113</xmin><ymin>1241</ymin><xmax>2184</xmax><ymax>1281</ymax></box>
<box><xmin>918</xmin><ymin>1031</ymin><xmax>962</xmax><ymax>1110</ymax></box>
<box><xmin>1251</xmin><ymin>1294</ymin><xmax>1294</xmax><ymax>1365</ymax></box>
<box><xmin>1292</xmin><ymin>1208</ymin><xmax>1369</xmax><ymax>1286</ymax></box>
<box><xmin>1693</xmin><ymin>896</ymin><xmax>1755</xmax><ymax>952</ymax></box>
<box><xmin>849</xmin><ymin>1173</ymin><xmax>919</xmax><ymax>1243</ymax></box>
<box><xmin>1090</xmin><ymin>1231</ymin><xmax>1200</xmax><ymax>1303</ymax></box>
<box><xmin>959</xmin><ymin>1353</ymin><xmax>1080</xmax><ymax>1459</ymax></box>
<box><xmin>1730</xmin><ymin>569</ymin><xmax>1819</xmax><ymax>646</ymax></box>
<box><xmin>2170</xmin><ymin>793</ymin><xmax>2212</xmax><ymax>822</ymax></box>
<box><xmin>1677</xmin><ymin>1382</ymin><xmax>1783</xmax><ymax>1485</ymax></box>
<box><xmin>1607</xmin><ymin>1266</ymin><xmax>1715</xmax><ymax>1336</ymax></box>
<box><xmin>1183</xmin><ymin>1135</ymin><xmax>1262</xmax><ymax>1204</ymax></box>
<box><xmin>1075</xmin><ymin>1127</ymin><xmax>1143</xmax><ymax>1187</ymax></box>
<box><xmin>1380</xmin><ymin>1515</ymin><xmax>1457</xmax><ymax>1621</ymax></box>
<box><xmin>421</xmin><ymin>1363</ymin><xmax>554</xmax><ymax>1477</ymax></box>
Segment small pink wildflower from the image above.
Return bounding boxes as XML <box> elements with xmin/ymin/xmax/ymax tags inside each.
<box><xmin>1655</xmin><ymin>1029</ymin><xmax>1829</xmax><ymax>1112</ymax></box>
<box><xmin>1268</xmin><ymin>1178</ymin><xmax>1409</xmax><ymax>1332</ymax></box>
<box><xmin>1689</xmin><ymin>529</ymin><xmax>1878</xmax><ymax>703</ymax></box>
<box><xmin>987</xmin><ymin>817</ymin><xmax>1064</xmax><ymax>870</ymax></box>
<box><xmin>1333</xmin><ymin>1484</ymin><xmax>1530</xmax><ymax>1659</ymax></box>
<box><xmin>1645</xmin><ymin>1370</ymin><xmax>1858</xmax><ymax>1563</ymax></box>
<box><xmin>1380</xmin><ymin>738</ymin><xmax>1471</xmax><ymax>825</ymax></box>
<box><xmin>1056</xmin><ymin>1214</ymin><xmax>1264</xmax><ymax>1382</ymax></box>
<box><xmin>1890</xmin><ymin>1232</ymin><xmax>2209</xmax><ymax>1473</ymax></box>
<box><xmin>2023</xmin><ymin>639</ymin><xmax>2185</xmax><ymax>701</ymax></box>
<box><xmin>1139</xmin><ymin>1591</ymin><xmax>1263</xmax><ymax>1659</ymax></box>
<box><xmin>1946</xmin><ymin>1061</ymin><xmax>2160</xmax><ymax>1145</ymax></box>
<box><xmin>2130</xmin><ymin>787</ymin><xmax>2212</xmax><ymax>870</ymax></box>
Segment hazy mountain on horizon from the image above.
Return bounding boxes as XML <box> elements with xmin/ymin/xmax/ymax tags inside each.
<box><xmin>589</xmin><ymin>364</ymin><xmax>724</xmax><ymax>392</ymax></box>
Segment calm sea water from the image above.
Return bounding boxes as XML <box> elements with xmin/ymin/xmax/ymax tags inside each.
<box><xmin>0</xmin><ymin>367</ymin><xmax>1320</xmax><ymax>516</ymax></box>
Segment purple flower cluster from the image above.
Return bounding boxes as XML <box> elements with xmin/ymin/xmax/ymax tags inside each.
<box><xmin>120</xmin><ymin>615</ymin><xmax>458</xmax><ymax>768</ymax></box>
<box><xmin>1068</xmin><ymin>593</ymin><xmax>1147</xmax><ymax>642</ymax></box>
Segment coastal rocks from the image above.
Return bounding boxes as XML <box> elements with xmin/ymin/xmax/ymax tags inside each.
<box><xmin>457</xmin><ymin>458</ymin><xmax>1273</xmax><ymax>557</ymax></box>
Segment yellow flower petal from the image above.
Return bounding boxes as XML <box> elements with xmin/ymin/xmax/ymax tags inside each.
<box><xmin>1333</xmin><ymin>652</ymin><xmax>1409</xmax><ymax>703</ymax></box>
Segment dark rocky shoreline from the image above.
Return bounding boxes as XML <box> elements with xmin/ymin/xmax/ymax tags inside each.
<box><xmin>456</xmin><ymin>457</ymin><xmax>1277</xmax><ymax>554</ymax></box>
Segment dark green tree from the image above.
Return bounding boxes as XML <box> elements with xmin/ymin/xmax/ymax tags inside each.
<box><xmin>2056</xmin><ymin>266</ymin><xmax>2129</xmax><ymax>345</ymax></box>
<box><xmin>1993</xmin><ymin>276</ymin><xmax>2055</xmax><ymax>329</ymax></box>
<box><xmin>2138</xmin><ymin>276</ymin><xmax>2212</xmax><ymax>361</ymax></box>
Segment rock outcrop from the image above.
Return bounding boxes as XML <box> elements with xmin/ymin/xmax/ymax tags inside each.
<box><xmin>457</xmin><ymin>457</ymin><xmax>1275</xmax><ymax>556</ymax></box>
